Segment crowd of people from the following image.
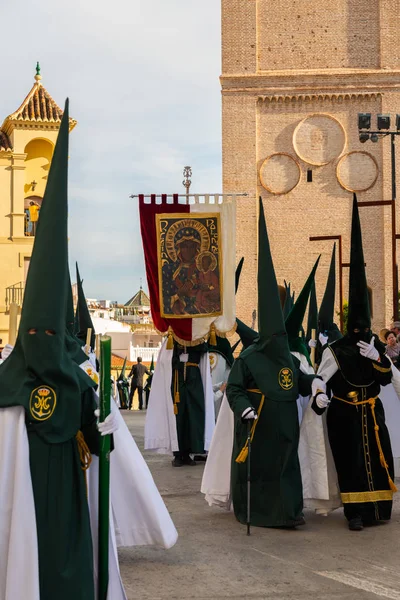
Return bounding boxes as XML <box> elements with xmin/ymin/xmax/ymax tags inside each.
<box><xmin>382</xmin><ymin>322</ymin><xmax>400</xmax><ymax>368</ymax></box>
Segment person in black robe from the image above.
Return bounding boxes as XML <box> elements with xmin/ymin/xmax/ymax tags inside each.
<box><xmin>313</xmin><ymin>195</ymin><xmax>396</xmax><ymax>531</ymax></box>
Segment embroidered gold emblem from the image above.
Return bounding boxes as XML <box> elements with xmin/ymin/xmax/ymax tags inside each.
<box><xmin>209</xmin><ymin>352</ymin><xmax>218</xmax><ymax>371</ymax></box>
<box><xmin>30</xmin><ymin>386</ymin><xmax>56</xmax><ymax>421</ymax></box>
<box><xmin>278</xmin><ymin>368</ymin><xmax>294</xmax><ymax>390</ymax></box>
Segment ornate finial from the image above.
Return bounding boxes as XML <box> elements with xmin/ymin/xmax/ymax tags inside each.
<box><xmin>34</xmin><ymin>62</ymin><xmax>42</xmax><ymax>84</ymax></box>
<box><xmin>182</xmin><ymin>166</ymin><xmax>192</xmax><ymax>196</ymax></box>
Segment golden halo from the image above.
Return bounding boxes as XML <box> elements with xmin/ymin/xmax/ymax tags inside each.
<box><xmin>165</xmin><ymin>218</ymin><xmax>210</xmax><ymax>262</ymax></box>
<box><xmin>196</xmin><ymin>251</ymin><xmax>217</xmax><ymax>273</ymax></box>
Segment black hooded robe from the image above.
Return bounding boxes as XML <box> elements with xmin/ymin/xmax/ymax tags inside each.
<box><xmin>315</xmin><ymin>338</ymin><xmax>395</xmax><ymax>522</ymax></box>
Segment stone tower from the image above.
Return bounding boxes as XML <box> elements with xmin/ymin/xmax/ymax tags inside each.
<box><xmin>222</xmin><ymin>1</ymin><xmax>400</xmax><ymax>330</ymax></box>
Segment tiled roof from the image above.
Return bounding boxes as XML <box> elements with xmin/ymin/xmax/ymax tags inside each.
<box><xmin>2</xmin><ymin>75</ymin><xmax>77</xmax><ymax>134</ymax></box>
<box><xmin>0</xmin><ymin>131</ymin><xmax>12</xmax><ymax>151</ymax></box>
<box><xmin>125</xmin><ymin>287</ymin><xmax>150</xmax><ymax>308</ymax></box>
<box><xmin>111</xmin><ymin>354</ymin><xmax>134</xmax><ymax>369</ymax></box>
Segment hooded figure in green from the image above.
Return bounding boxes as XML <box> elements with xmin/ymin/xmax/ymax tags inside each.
<box><xmin>226</xmin><ymin>199</ymin><xmax>319</xmax><ymax>528</ymax></box>
<box><xmin>75</xmin><ymin>262</ymin><xmax>96</xmax><ymax>351</ymax></box>
<box><xmin>285</xmin><ymin>256</ymin><xmax>320</xmax><ymax>368</ymax></box>
<box><xmin>314</xmin><ymin>195</ymin><xmax>395</xmax><ymax>531</ymax></box>
<box><xmin>0</xmin><ymin>101</ymin><xmax>98</xmax><ymax>598</ymax></box>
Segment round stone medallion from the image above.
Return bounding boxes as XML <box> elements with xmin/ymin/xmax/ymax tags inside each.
<box><xmin>259</xmin><ymin>153</ymin><xmax>301</xmax><ymax>195</ymax></box>
<box><xmin>336</xmin><ymin>151</ymin><xmax>379</xmax><ymax>192</ymax></box>
<box><xmin>293</xmin><ymin>114</ymin><xmax>346</xmax><ymax>166</ymax></box>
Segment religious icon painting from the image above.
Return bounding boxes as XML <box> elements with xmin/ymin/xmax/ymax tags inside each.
<box><xmin>156</xmin><ymin>213</ymin><xmax>223</xmax><ymax>318</ymax></box>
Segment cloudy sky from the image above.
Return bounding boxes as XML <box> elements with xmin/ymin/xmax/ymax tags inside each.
<box><xmin>0</xmin><ymin>0</ymin><xmax>222</xmax><ymax>303</ymax></box>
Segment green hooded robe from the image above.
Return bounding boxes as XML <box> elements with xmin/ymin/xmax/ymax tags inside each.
<box><xmin>227</xmin><ymin>199</ymin><xmax>316</xmax><ymax>528</ymax></box>
<box><xmin>0</xmin><ymin>101</ymin><xmax>97</xmax><ymax>600</ymax></box>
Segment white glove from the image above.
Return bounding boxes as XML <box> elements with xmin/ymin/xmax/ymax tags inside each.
<box><xmin>308</xmin><ymin>339</ymin><xmax>317</xmax><ymax>348</ymax></box>
<box><xmin>241</xmin><ymin>407</ymin><xmax>257</xmax><ymax>420</ymax></box>
<box><xmin>315</xmin><ymin>393</ymin><xmax>330</xmax><ymax>409</ymax></box>
<box><xmin>319</xmin><ymin>333</ymin><xmax>328</xmax><ymax>346</ymax></box>
<box><xmin>1</xmin><ymin>344</ymin><xmax>14</xmax><ymax>360</ymax></box>
<box><xmin>357</xmin><ymin>338</ymin><xmax>379</xmax><ymax>362</ymax></box>
<box><xmin>95</xmin><ymin>409</ymin><xmax>119</xmax><ymax>436</ymax></box>
<box><xmin>311</xmin><ymin>377</ymin><xmax>326</xmax><ymax>397</ymax></box>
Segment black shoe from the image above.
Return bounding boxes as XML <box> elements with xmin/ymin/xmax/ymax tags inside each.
<box><xmin>181</xmin><ymin>456</ymin><xmax>197</xmax><ymax>466</ymax></box>
<box><xmin>193</xmin><ymin>454</ymin><xmax>207</xmax><ymax>462</ymax></box>
<box><xmin>348</xmin><ymin>517</ymin><xmax>363</xmax><ymax>531</ymax></box>
<box><xmin>171</xmin><ymin>457</ymin><xmax>184</xmax><ymax>467</ymax></box>
<box><xmin>294</xmin><ymin>517</ymin><xmax>306</xmax><ymax>527</ymax></box>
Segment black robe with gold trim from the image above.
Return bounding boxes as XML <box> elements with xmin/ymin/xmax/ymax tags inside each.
<box><xmin>314</xmin><ymin>336</ymin><xmax>395</xmax><ymax>522</ymax></box>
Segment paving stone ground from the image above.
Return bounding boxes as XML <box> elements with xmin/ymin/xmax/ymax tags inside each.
<box><xmin>119</xmin><ymin>410</ymin><xmax>400</xmax><ymax>600</ymax></box>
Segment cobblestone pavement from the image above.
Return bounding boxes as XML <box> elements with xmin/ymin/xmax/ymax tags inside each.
<box><xmin>119</xmin><ymin>410</ymin><xmax>400</xmax><ymax>600</ymax></box>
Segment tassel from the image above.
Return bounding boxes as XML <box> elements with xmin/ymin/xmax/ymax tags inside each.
<box><xmin>174</xmin><ymin>403</ymin><xmax>178</xmax><ymax>415</ymax></box>
<box><xmin>175</xmin><ymin>391</ymin><xmax>180</xmax><ymax>404</ymax></box>
<box><xmin>389</xmin><ymin>477</ymin><xmax>398</xmax><ymax>493</ymax></box>
<box><xmin>209</xmin><ymin>323</ymin><xmax>217</xmax><ymax>347</ymax></box>
<box><xmin>235</xmin><ymin>445</ymin><xmax>248</xmax><ymax>463</ymax></box>
<box><xmin>166</xmin><ymin>327</ymin><xmax>174</xmax><ymax>349</ymax></box>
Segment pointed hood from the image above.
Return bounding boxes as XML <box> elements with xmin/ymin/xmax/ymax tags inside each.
<box><xmin>0</xmin><ymin>101</ymin><xmax>88</xmax><ymax>442</ymax></box>
<box><xmin>318</xmin><ymin>244</ymin><xmax>336</xmax><ymax>330</ymax></box>
<box><xmin>235</xmin><ymin>257</ymin><xmax>244</xmax><ymax>293</ymax></box>
<box><xmin>236</xmin><ymin>318</ymin><xmax>258</xmax><ymax>350</ymax></box>
<box><xmin>285</xmin><ymin>256</ymin><xmax>320</xmax><ymax>362</ymax></box>
<box><xmin>318</xmin><ymin>243</ymin><xmax>342</xmax><ymax>344</ymax></box>
<box><xmin>118</xmin><ymin>356</ymin><xmax>128</xmax><ymax>381</ymax></box>
<box><xmin>283</xmin><ymin>281</ymin><xmax>294</xmax><ymax>318</ymax></box>
<box><xmin>347</xmin><ymin>194</ymin><xmax>371</xmax><ymax>337</ymax></box>
<box><xmin>75</xmin><ymin>262</ymin><xmax>96</xmax><ymax>350</ymax></box>
<box><xmin>286</xmin><ymin>257</ymin><xmax>320</xmax><ymax>340</ymax></box>
<box><xmin>306</xmin><ymin>280</ymin><xmax>318</xmax><ymax>343</ymax></box>
<box><xmin>257</xmin><ymin>198</ymin><xmax>286</xmax><ymax>342</ymax></box>
<box><xmin>240</xmin><ymin>199</ymin><xmax>297</xmax><ymax>401</ymax></box>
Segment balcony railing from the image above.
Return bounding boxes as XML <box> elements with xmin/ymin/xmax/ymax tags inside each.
<box><xmin>6</xmin><ymin>282</ymin><xmax>24</xmax><ymax>311</ymax></box>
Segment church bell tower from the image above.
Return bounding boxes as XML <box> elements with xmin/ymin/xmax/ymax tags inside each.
<box><xmin>222</xmin><ymin>1</ymin><xmax>400</xmax><ymax>329</ymax></box>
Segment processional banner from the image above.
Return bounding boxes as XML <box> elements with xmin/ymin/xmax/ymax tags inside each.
<box><xmin>139</xmin><ymin>194</ymin><xmax>236</xmax><ymax>344</ymax></box>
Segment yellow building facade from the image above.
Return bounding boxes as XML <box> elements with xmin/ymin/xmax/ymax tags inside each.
<box><xmin>0</xmin><ymin>65</ymin><xmax>76</xmax><ymax>343</ymax></box>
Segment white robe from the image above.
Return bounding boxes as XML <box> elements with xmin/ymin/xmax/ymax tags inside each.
<box><xmin>292</xmin><ymin>351</ymin><xmax>342</xmax><ymax>515</ymax></box>
<box><xmin>0</xmin><ymin>407</ymin><xmax>40</xmax><ymax>600</ymax></box>
<box><xmin>210</xmin><ymin>351</ymin><xmax>231</xmax><ymax>420</ymax></box>
<box><xmin>145</xmin><ymin>338</ymin><xmax>215</xmax><ymax>454</ymax></box>
<box><xmin>0</xmin><ymin>394</ymin><xmax>178</xmax><ymax>600</ymax></box>
<box><xmin>379</xmin><ymin>356</ymin><xmax>400</xmax><ymax>477</ymax></box>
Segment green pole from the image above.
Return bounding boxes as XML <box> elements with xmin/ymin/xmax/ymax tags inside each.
<box><xmin>98</xmin><ymin>335</ymin><xmax>111</xmax><ymax>600</ymax></box>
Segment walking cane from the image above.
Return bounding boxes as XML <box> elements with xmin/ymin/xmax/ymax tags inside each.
<box><xmin>98</xmin><ymin>335</ymin><xmax>112</xmax><ymax>600</ymax></box>
<box><xmin>246</xmin><ymin>419</ymin><xmax>252</xmax><ymax>536</ymax></box>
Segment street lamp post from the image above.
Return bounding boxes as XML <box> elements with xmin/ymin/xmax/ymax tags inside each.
<box><xmin>358</xmin><ymin>113</ymin><xmax>400</xmax><ymax>321</ymax></box>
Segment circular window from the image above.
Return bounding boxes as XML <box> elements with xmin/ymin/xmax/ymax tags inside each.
<box><xmin>259</xmin><ymin>153</ymin><xmax>301</xmax><ymax>195</ymax></box>
<box><xmin>293</xmin><ymin>114</ymin><xmax>346</xmax><ymax>166</ymax></box>
<box><xmin>336</xmin><ymin>151</ymin><xmax>379</xmax><ymax>192</ymax></box>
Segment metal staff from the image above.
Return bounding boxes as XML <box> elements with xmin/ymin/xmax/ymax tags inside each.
<box><xmin>310</xmin><ymin>328</ymin><xmax>316</xmax><ymax>371</ymax></box>
<box><xmin>247</xmin><ymin>419</ymin><xmax>252</xmax><ymax>536</ymax></box>
<box><xmin>98</xmin><ymin>335</ymin><xmax>112</xmax><ymax>600</ymax></box>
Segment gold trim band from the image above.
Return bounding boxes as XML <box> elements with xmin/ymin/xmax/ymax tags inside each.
<box><xmin>373</xmin><ymin>362</ymin><xmax>391</xmax><ymax>373</ymax></box>
<box><xmin>341</xmin><ymin>490</ymin><xmax>393</xmax><ymax>503</ymax></box>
